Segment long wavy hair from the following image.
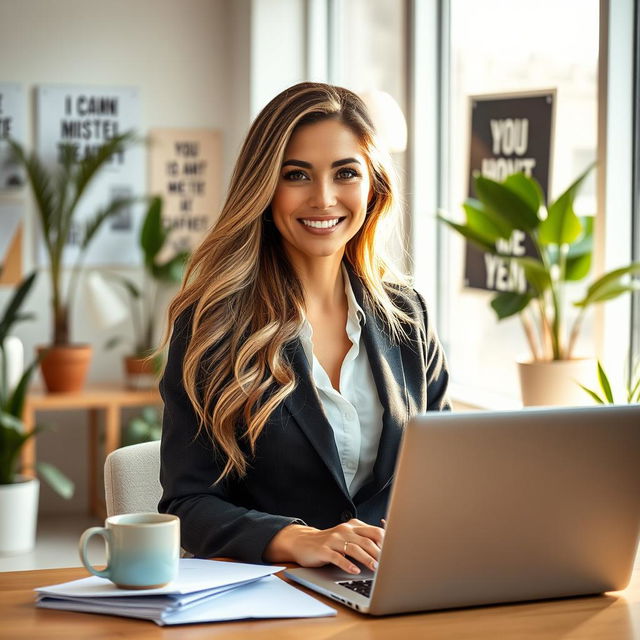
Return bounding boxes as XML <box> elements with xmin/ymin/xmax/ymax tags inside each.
<box><xmin>162</xmin><ymin>82</ymin><xmax>411</xmax><ymax>480</ymax></box>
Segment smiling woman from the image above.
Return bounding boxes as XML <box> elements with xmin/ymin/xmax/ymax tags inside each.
<box><xmin>157</xmin><ymin>82</ymin><xmax>450</xmax><ymax>576</ymax></box>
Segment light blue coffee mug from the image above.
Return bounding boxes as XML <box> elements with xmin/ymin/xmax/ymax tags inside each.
<box><xmin>79</xmin><ymin>512</ymin><xmax>180</xmax><ymax>589</ymax></box>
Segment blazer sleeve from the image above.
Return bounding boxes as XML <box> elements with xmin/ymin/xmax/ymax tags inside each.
<box><xmin>157</xmin><ymin>310</ymin><xmax>303</xmax><ymax>564</ymax></box>
<box><xmin>415</xmin><ymin>290</ymin><xmax>451</xmax><ymax>412</ymax></box>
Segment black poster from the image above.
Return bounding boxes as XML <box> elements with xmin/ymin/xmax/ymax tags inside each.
<box><xmin>464</xmin><ymin>91</ymin><xmax>554</xmax><ymax>291</ymax></box>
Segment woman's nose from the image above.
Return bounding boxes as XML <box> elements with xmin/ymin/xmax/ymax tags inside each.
<box><xmin>308</xmin><ymin>179</ymin><xmax>337</xmax><ymax>210</ymax></box>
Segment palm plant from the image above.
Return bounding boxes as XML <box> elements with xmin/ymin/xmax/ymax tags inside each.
<box><xmin>8</xmin><ymin>132</ymin><xmax>138</xmax><ymax>345</ymax></box>
<box><xmin>439</xmin><ymin>166</ymin><xmax>640</xmax><ymax>361</ymax></box>
<box><xmin>0</xmin><ymin>273</ymin><xmax>73</xmax><ymax>496</ymax></box>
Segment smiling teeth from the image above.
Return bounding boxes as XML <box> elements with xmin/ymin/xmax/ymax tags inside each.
<box><xmin>301</xmin><ymin>218</ymin><xmax>340</xmax><ymax>229</ymax></box>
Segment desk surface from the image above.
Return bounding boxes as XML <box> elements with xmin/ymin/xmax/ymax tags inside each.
<box><xmin>2</xmin><ymin>565</ymin><xmax>640</xmax><ymax>639</ymax></box>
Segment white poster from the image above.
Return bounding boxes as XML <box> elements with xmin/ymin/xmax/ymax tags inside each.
<box><xmin>36</xmin><ymin>85</ymin><xmax>144</xmax><ymax>265</ymax></box>
<box><xmin>0</xmin><ymin>83</ymin><xmax>27</xmax><ymax>190</ymax></box>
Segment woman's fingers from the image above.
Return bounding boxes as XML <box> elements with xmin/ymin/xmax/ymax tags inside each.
<box><xmin>351</xmin><ymin>534</ymin><xmax>381</xmax><ymax>560</ymax></box>
<box><xmin>347</xmin><ymin>521</ymin><xmax>385</xmax><ymax>547</ymax></box>
<box><xmin>326</xmin><ymin>548</ymin><xmax>361</xmax><ymax>574</ymax></box>
<box><xmin>344</xmin><ymin>540</ymin><xmax>378</xmax><ymax>571</ymax></box>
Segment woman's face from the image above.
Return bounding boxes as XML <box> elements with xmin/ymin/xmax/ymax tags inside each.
<box><xmin>270</xmin><ymin>118</ymin><xmax>372</xmax><ymax>265</ymax></box>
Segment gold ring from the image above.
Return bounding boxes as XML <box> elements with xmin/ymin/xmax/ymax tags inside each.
<box><xmin>343</xmin><ymin>540</ymin><xmax>350</xmax><ymax>555</ymax></box>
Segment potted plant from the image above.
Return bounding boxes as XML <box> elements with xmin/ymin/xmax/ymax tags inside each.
<box><xmin>103</xmin><ymin>196</ymin><xmax>188</xmax><ymax>389</ymax></box>
<box><xmin>439</xmin><ymin>166</ymin><xmax>640</xmax><ymax>405</ymax></box>
<box><xmin>8</xmin><ymin>133</ymin><xmax>138</xmax><ymax>393</ymax></box>
<box><xmin>0</xmin><ymin>272</ymin><xmax>74</xmax><ymax>554</ymax></box>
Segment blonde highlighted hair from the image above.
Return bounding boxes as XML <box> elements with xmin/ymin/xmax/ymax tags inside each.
<box><xmin>162</xmin><ymin>82</ymin><xmax>411</xmax><ymax>480</ymax></box>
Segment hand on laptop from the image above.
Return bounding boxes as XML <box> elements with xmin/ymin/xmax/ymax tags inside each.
<box><xmin>264</xmin><ymin>519</ymin><xmax>384</xmax><ymax>574</ymax></box>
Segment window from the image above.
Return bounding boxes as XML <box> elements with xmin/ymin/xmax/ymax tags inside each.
<box><xmin>438</xmin><ymin>0</ymin><xmax>600</xmax><ymax>406</ymax></box>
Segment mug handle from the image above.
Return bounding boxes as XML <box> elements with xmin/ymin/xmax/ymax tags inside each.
<box><xmin>79</xmin><ymin>527</ymin><xmax>112</xmax><ymax>580</ymax></box>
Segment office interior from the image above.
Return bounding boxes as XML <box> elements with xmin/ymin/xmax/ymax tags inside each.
<box><xmin>0</xmin><ymin>0</ymin><xmax>638</xmax><ymax>574</ymax></box>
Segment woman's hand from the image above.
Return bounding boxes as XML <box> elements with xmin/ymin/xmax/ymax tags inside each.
<box><xmin>264</xmin><ymin>519</ymin><xmax>384</xmax><ymax>574</ymax></box>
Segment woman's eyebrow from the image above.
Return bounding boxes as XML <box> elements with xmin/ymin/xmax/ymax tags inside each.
<box><xmin>281</xmin><ymin>157</ymin><xmax>362</xmax><ymax>169</ymax></box>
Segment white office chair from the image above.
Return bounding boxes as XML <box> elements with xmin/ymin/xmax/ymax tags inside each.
<box><xmin>104</xmin><ymin>440</ymin><xmax>162</xmax><ymax>517</ymax></box>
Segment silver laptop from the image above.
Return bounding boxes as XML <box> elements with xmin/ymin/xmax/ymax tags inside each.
<box><xmin>285</xmin><ymin>405</ymin><xmax>640</xmax><ymax>615</ymax></box>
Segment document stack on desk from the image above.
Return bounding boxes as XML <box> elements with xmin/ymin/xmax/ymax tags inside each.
<box><xmin>35</xmin><ymin>558</ymin><xmax>336</xmax><ymax>625</ymax></box>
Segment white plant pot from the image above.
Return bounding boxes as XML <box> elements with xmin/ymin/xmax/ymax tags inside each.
<box><xmin>0</xmin><ymin>476</ymin><xmax>39</xmax><ymax>555</ymax></box>
<box><xmin>517</xmin><ymin>358</ymin><xmax>598</xmax><ymax>407</ymax></box>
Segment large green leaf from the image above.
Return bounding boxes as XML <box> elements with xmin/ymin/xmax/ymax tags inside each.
<box><xmin>463</xmin><ymin>198</ymin><xmax>513</xmax><ymax>240</ymax></box>
<box><xmin>539</xmin><ymin>191</ymin><xmax>582</xmax><ymax>247</ymax></box>
<box><xmin>36</xmin><ymin>461</ymin><xmax>74</xmax><ymax>499</ymax></box>
<box><xmin>490</xmin><ymin>291</ymin><xmax>533</xmax><ymax>320</ymax></box>
<box><xmin>510</xmin><ymin>256</ymin><xmax>551</xmax><ymax>295</ymax></box>
<box><xmin>140</xmin><ymin>196</ymin><xmax>167</xmax><ymax>266</ymax></box>
<box><xmin>0</xmin><ymin>271</ymin><xmax>37</xmax><ymax>345</ymax></box>
<box><xmin>539</xmin><ymin>164</ymin><xmax>594</xmax><ymax>247</ymax></box>
<box><xmin>438</xmin><ymin>216</ymin><xmax>497</xmax><ymax>253</ymax></box>
<box><xmin>564</xmin><ymin>252</ymin><xmax>592</xmax><ymax>281</ymax></box>
<box><xmin>575</xmin><ymin>283</ymin><xmax>640</xmax><ymax>307</ymax></box>
<box><xmin>574</xmin><ymin>262</ymin><xmax>640</xmax><ymax>307</ymax></box>
<box><xmin>474</xmin><ymin>175</ymin><xmax>540</xmax><ymax>231</ymax></box>
<box><xmin>567</xmin><ymin>216</ymin><xmax>594</xmax><ymax>258</ymax></box>
<box><xmin>503</xmin><ymin>172</ymin><xmax>544</xmax><ymax>214</ymax></box>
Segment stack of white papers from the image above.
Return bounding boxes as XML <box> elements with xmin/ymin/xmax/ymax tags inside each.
<box><xmin>35</xmin><ymin>558</ymin><xmax>336</xmax><ymax>625</ymax></box>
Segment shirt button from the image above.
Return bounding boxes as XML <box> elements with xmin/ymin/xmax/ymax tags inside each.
<box><xmin>340</xmin><ymin>510</ymin><xmax>353</xmax><ymax>522</ymax></box>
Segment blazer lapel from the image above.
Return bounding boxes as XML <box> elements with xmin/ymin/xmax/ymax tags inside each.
<box><xmin>347</xmin><ymin>269</ymin><xmax>409</xmax><ymax>500</ymax></box>
<box><xmin>283</xmin><ymin>340</ymin><xmax>351</xmax><ymax>499</ymax></box>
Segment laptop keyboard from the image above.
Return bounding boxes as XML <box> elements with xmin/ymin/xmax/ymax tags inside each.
<box><xmin>337</xmin><ymin>579</ymin><xmax>373</xmax><ymax>598</ymax></box>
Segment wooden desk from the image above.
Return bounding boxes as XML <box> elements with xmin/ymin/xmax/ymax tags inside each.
<box><xmin>1</xmin><ymin>565</ymin><xmax>639</xmax><ymax>639</ymax></box>
<box><xmin>21</xmin><ymin>386</ymin><xmax>162</xmax><ymax>516</ymax></box>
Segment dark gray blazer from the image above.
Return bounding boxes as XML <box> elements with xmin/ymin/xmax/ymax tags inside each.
<box><xmin>158</xmin><ymin>270</ymin><xmax>450</xmax><ymax>564</ymax></box>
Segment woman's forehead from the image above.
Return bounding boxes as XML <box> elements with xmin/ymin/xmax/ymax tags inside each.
<box><xmin>283</xmin><ymin>119</ymin><xmax>366</xmax><ymax>164</ymax></box>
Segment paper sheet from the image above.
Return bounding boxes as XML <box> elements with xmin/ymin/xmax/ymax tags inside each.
<box><xmin>37</xmin><ymin>575</ymin><xmax>336</xmax><ymax>625</ymax></box>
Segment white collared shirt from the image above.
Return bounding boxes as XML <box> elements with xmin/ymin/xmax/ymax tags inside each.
<box><xmin>299</xmin><ymin>267</ymin><xmax>384</xmax><ymax>497</ymax></box>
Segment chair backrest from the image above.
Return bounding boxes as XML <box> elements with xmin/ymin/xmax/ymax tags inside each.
<box><xmin>104</xmin><ymin>440</ymin><xmax>162</xmax><ymax>516</ymax></box>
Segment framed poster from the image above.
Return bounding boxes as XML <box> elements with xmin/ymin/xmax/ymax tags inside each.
<box><xmin>36</xmin><ymin>85</ymin><xmax>143</xmax><ymax>266</ymax></box>
<box><xmin>148</xmin><ymin>129</ymin><xmax>222</xmax><ymax>257</ymax></box>
<box><xmin>0</xmin><ymin>83</ymin><xmax>27</xmax><ymax>190</ymax></box>
<box><xmin>464</xmin><ymin>90</ymin><xmax>555</xmax><ymax>292</ymax></box>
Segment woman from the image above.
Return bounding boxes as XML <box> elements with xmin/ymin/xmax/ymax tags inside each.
<box><xmin>158</xmin><ymin>82</ymin><xmax>450</xmax><ymax>576</ymax></box>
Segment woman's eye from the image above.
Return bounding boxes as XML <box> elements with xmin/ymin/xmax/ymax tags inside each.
<box><xmin>283</xmin><ymin>170</ymin><xmax>308</xmax><ymax>181</ymax></box>
<box><xmin>336</xmin><ymin>167</ymin><xmax>359</xmax><ymax>180</ymax></box>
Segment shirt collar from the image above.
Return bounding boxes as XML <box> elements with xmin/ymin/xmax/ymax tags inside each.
<box><xmin>298</xmin><ymin>263</ymin><xmax>366</xmax><ymax>364</ymax></box>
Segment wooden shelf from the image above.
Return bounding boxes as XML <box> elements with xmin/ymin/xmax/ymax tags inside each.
<box><xmin>21</xmin><ymin>385</ymin><xmax>162</xmax><ymax>517</ymax></box>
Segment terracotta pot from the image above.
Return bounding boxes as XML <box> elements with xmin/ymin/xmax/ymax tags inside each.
<box><xmin>517</xmin><ymin>358</ymin><xmax>598</xmax><ymax>407</ymax></box>
<box><xmin>124</xmin><ymin>355</ymin><xmax>156</xmax><ymax>390</ymax></box>
<box><xmin>38</xmin><ymin>344</ymin><xmax>92</xmax><ymax>393</ymax></box>
<box><xmin>0</xmin><ymin>476</ymin><xmax>39</xmax><ymax>555</ymax></box>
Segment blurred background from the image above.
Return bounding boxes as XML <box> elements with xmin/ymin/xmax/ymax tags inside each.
<box><xmin>0</xmin><ymin>0</ymin><xmax>637</xmax><ymax>564</ymax></box>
